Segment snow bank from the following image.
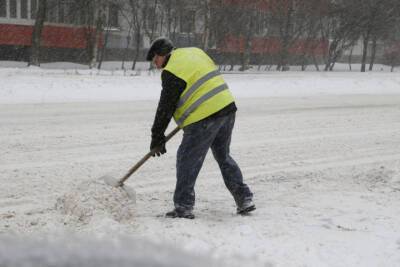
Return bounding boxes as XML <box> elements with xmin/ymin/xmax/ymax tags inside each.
<box><xmin>0</xmin><ymin>66</ymin><xmax>399</xmax><ymax>104</ymax></box>
<box><xmin>0</xmin><ymin>235</ymin><xmax>231</xmax><ymax>267</ymax></box>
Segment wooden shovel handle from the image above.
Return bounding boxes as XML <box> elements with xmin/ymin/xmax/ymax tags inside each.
<box><xmin>117</xmin><ymin>126</ymin><xmax>181</xmax><ymax>186</ymax></box>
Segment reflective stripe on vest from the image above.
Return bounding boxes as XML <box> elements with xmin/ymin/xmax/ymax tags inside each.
<box><xmin>176</xmin><ymin>69</ymin><xmax>221</xmax><ymax>109</ymax></box>
<box><xmin>176</xmin><ymin>83</ymin><xmax>228</xmax><ymax>126</ymax></box>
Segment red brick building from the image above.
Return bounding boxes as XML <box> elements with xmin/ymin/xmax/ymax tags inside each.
<box><xmin>0</xmin><ymin>0</ymin><xmax>117</xmax><ymax>62</ymax></box>
<box><xmin>211</xmin><ymin>0</ymin><xmax>329</xmax><ymax>64</ymax></box>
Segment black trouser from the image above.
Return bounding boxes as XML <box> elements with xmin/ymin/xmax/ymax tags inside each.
<box><xmin>174</xmin><ymin>112</ymin><xmax>253</xmax><ymax>210</ymax></box>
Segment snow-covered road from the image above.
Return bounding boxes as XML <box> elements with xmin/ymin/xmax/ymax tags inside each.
<box><xmin>1</xmin><ymin>95</ymin><xmax>400</xmax><ymax>266</ymax></box>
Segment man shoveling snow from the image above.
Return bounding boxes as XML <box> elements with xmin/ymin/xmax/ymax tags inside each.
<box><xmin>146</xmin><ymin>37</ymin><xmax>255</xmax><ymax>219</ymax></box>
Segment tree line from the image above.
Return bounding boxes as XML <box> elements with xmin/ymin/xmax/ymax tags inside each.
<box><xmin>29</xmin><ymin>0</ymin><xmax>400</xmax><ymax>72</ymax></box>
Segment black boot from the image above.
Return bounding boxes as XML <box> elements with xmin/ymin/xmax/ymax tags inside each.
<box><xmin>237</xmin><ymin>199</ymin><xmax>256</xmax><ymax>215</ymax></box>
<box><xmin>165</xmin><ymin>208</ymin><xmax>195</xmax><ymax>219</ymax></box>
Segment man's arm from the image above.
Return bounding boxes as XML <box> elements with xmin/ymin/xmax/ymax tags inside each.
<box><xmin>150</xmin><ymin>70</ymin><xmax>186</xmax><ymax>153</ymax></box>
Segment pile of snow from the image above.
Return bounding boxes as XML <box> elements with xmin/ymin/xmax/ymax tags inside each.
<box><xmin>56</xmin><ymin>179</ymin><xmax>136</xmax><ymax>224</ymax></box>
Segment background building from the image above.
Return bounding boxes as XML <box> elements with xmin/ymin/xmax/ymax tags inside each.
<box><xmin>0</xmin><ymin>0</ymin><xmax>399</xmax><ymax>71</ymax></box>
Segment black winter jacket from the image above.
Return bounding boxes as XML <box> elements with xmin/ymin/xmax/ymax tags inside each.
<box><xmin>151</xmin><ymin>58</ymin><xmax>237</xmax><ymax>139</ymax></box>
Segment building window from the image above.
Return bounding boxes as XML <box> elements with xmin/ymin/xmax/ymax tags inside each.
<box><xmin>108</xmin><ymin>3</ymin><xmax>119</xmax><ymax>27</ymax></box>
<box><xmin>10</xmin><ymin>0</ymin><xmax>17</xmax><ymax>18</ymax></box>
<box><xmin>0</xmin><ymin>0</ymin><xmax>6</xmax><ymax>17</ymax></box>
<box><xmin>47</xmin><ymin>2</ymin><xmax>58</xmax><ymax>22</ymax></box>
<box><xmin>64</xmin><ymin>1</ymin><xmax>75</xmax><ymax>24</ymax></box>
<box><xmin>21</xmin><ymin>0</ymin><xmax>28</xmax><ymax>19</ymax></box>
<box><xmin>180</xmin><ymin>10</ymin><xmax>195</xmax><ymax>33</ymax></box>
<box><xmin>58</xmin><ymin>1</ymin><xmax>64</xmax><ymax>23</ymax></box>
<box><xmin>31</xmin><ymin>0</ymin><xmax>37</xmax><ymax>19</ymax></box>
<box><xmin>77</xmin><ymin>8</ymin><xmax>88</xmax><ymax>25</ymax></box>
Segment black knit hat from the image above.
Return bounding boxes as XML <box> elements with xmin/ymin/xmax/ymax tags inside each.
<box><xmin>146</xmin><ymin>37</ymin><xmax>174</xmax><ymax>61</ymax></box>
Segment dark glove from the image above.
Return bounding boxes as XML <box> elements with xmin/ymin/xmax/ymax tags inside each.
<box><xmin>150</xmin><ymin>134</ymin><xmax>166</xmax><ymax>157</ymax></box>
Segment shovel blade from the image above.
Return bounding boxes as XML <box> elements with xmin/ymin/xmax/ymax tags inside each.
<box><xmin>101</xmin><ymin>174</ymin><xmax>121</xmax><ymax>187</ymax></box>
<box><xmin>100</xmin><ymin>175</ymin><xmax>137</xmax><ymax>202</ymax></box>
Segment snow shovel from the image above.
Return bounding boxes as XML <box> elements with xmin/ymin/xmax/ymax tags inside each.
<box><xmin>101</xmin><ymin>126</ymin><xmax>181</xmax><ymax>199</ymax></box>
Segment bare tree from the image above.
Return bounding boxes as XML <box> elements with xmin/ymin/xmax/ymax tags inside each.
<box><xmin>322</xmin><ymin>0</ymin><xmax>363</xmax><ymax>71</ymax></box>
<box><xmin>96</xmin><ymin>1</ymin><xmax>125</xmax><ymax>69</ymax></box>
<box><xmin>383</xmin><ymin>14</ymin><xmax>400</xmax><ymax>72</ymax></box>
<box><xmin>29</xmin><ymin>0</ymin><xmax>47</xmax><ymax>66</ymax></box>
<box><xmin>384</xmin><ymin>43</ymin><xmax>400</xmax><ymax>72</ymax></box>
<box><xmin>357</xmin><ymin>0</ymin><xmax>388</xmax><ymax>72</ymax></box>
<box><xmin>296</xmin><ymin>0</ymin><xmax>328</xmax><ymax>71</ymax></box>
<box><xmin>160</xmin><ymin>0</ymin><xmax>180</xmax><ymax>43</ymax></box>
<box><xmin>202</xmin><ymin>0</ymin><xmax>212</xmax><ymax>50</ymax></box>
<box><xmin>201</xmin><ymin>0</ymin><xmax>222</xmax><ymax>67</ymax></box>
<box><xmin>268</xmin><ymin>0</ymin><xmax>310</xmax><ymax>71</ymax></box>
<box><xmin>238</xmin><ymin>5</ymin><xmax>257</xmax><ymax>71</ymax></box>
<box><xmin>208</xmin><ymin>0</ymin><xmax>229</xmax><ymax>67</ymax></box>
<box><xmin>367</xmin><ymin>0</ymin><xmax>399</xmax><ymax>71</ymax></box>
<box><xmin>75</xmin><ymin>0</ymin><xmax>121</xmax><ymax>68</ymax></box>
<box><xmin>128</xmin><ymin>0</ymin><xmax>146</xmax><ymax>70</ymax></box>
<box><xmin>97</xmin><ymin>17</ymin><xmax>111</xmax><ymax>70</ymax></box>
<box><xmin>143</xmin><ymin>0</ymin><xmax>159</xmax><ymax>43</ymax></box>
<box><xmin>348</xmin><ymin>46</ymin><xmax>354</xmax><ymax>71</ymax></box>
<box><xmin>91</xmin><ymin>1</ymin><xmax>107</xmax><ymax>68</ymax></box>
<box><xmin>215</xmin><ymin>1</ymin><xmax>260</xmax><ymax>71</ymax></box>
<box><xmin>118</xmin><ymin>1</ymin><xmax>135</xmax><ymax>70</ymax></box>
<box><xmin>194</xmin><ymin>0</ymin><xmax>212</xmax><ymax>50</ymax></box>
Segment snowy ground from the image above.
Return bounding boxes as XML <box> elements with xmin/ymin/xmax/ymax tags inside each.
<box><xmin>1</xmin><ymin>65</ymin><xmax>400</xmax><ymax>266</ymax></box>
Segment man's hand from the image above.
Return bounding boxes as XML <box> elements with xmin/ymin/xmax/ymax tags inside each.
<box><xmin>150</xmin><ymin>134</ymin><xmax>167</xmax><ymax>157</ymax></box>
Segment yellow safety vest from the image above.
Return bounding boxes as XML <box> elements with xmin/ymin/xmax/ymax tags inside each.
<box><xmin>164</xmin><ymin>47</ymin><xmax>235</xmax><ymax>128</ymax></box>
